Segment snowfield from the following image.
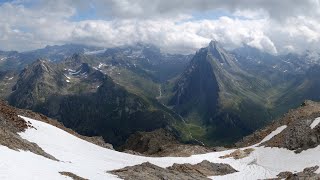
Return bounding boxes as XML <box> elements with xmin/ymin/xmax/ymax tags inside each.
<box><xmin>311</xmin><ymin>117</ymin><xmax>320</xmax><ymax>129</ymax></box>
<box><xmin>0</xmin><ymin>116</ymin><xmax>319</xmax><ymax>180</ymax></box>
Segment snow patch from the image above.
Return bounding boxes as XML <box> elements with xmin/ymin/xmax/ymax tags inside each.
<box><xmin>98</xmin><ymin>63</ymin><xmax>106</xmax><ymax>69</ymax></box>
<box><xmin>310</xmin><ymin>117</ymin><xmax>320</xmax><ymax>129</ymax></box>
<box><xmin>257</xmin><ymin>125</ymin><xmax>287</xmax><ymax>145</ymax></box>
<box><xmin>64</xmin><ymin>75</ymin><xmax>71</xmax><ymax>80</ymax></box>
<box><xmin>41</xmin><ymin>64</ymin><xmax>49</xmax><ymax>72</ymax></box>
<box><xmin>0</xmin><ymin>57</ymin><xmax>7</xmax><ymax>61</ymax></box>
<box><xmin>84</xmin><ymin>49</ymin><xmax>106</xmax><ymax>55</ymax></box>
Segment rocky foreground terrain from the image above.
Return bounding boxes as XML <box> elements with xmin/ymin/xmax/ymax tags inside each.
<box><xmin>110</xmin><ymin>160</ymin><xmax>237</xmax><ymax>180</ymax></box>
<box><xmin>0</xmin><ymin>99</ymin><xmax>320</xmax><ymax>179</ymax></box>
<box><xmin>237</xmin><ymin>100</ymin><xmax>320</xmax><ymax>153</ymax></box>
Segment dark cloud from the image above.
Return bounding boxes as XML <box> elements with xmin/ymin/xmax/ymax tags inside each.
<box><xmin>89</xmin><ymin>0</ymin><xmax>320</xmax><ymax>21</ymax></box>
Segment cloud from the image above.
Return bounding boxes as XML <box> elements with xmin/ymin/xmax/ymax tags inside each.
<box><xmin>90</xmin><ymin>0</ymin><xmax>320</xmax><ymax>21</ymax></box>
<box><xmin>0</xmin><ymin>0</ymin><xmax>320</xmax><ymax>55</ymax></box>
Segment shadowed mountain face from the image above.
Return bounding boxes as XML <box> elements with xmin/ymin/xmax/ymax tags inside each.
<box><xmin>169</xmin><ymin>45</ymin><xmax>220</xmax><ymax>120</ymax></box>
<box><xmin>168</xmin><ymin>41</ymin><xmax>320</xmax><ymax>146</ymax></box>
<box><xmin>168</xmin><ymin>41</ymin><xmax>271</xmax><ymax>145</ymax></box>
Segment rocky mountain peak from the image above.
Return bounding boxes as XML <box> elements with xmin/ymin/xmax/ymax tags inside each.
<box><xmin>207</xmin><ymin>40</ymin><xmax>236</xmax><ymax>68</ymax></box>
<box><xmin>24</xmin><ymin>59</ymin><xmax>53</xmax><ymax>75</ymax></box>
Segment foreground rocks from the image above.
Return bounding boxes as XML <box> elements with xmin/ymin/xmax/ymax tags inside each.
<box><xmin>110</xmin><ymin>160</ymin><xmax>237</xmax><ymax>180</ymax></box>
<box><xmin>59</xmin><ymin>172</ymin><xmax>88</xmax><ymax>180</ymax></box>
<box><xmin>220</xmin><ymin>148</ymin><xmax>254</xmax><ymax>159</ymax></box>
<box><xmin>236</xmin><ymin>100</ymin><xmax>320</xmax><ymax>153</ymax></box>
<box><xmin>121</xmin><ymin>128</ymin><xmax>219</xmax><ymax>157</ymax></box>
<box><xmin>274</xmin><ymin>166</ymin><xmax>320</xmax><ymax>180</ymax></box>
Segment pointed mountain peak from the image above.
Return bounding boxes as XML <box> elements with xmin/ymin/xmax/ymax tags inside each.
<box><xmin>28</xmin><ymin>59</ymin><xmax>52</xmax><ymax>71</ymax></box>
<box><xmin>21</xmin><ymin>59</ymin><xmax>54</xmax><ymax>74</ymax></box>
<box><xmin>33</xmin><ymin>58</ymin><xmax>48</xmax><ymax>64</ymax></box>
<box><xmin>206</xmin><ymin>40</ymin><xmax>235</xmax><ymax>67</ymax></box>
<box><xmin>208</xmin><ymin>40</ymin><xmax>220</xmax><ymax>48</ymax></box>
<box><xmin>208</xmin><ymin>40</ymin><xmax>225</xmax><ymax>52</ymax></box>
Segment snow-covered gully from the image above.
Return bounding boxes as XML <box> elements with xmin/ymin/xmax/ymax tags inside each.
<box><xmin>0</xmin><ymin>116</ymin><xmax>319</xmax><ymax>180</ymax></box>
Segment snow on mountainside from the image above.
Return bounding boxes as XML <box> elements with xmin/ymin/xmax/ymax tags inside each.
<box><xmin>0</xmin><ymin>116</ymin><xmax>319</xmax><ymax>179</ymax></box>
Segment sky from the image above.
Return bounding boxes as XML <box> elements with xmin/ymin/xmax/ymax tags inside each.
<box><xmin>1</xmin><ymin>0</ymin><xmax>320</xmax><ymax>54</ymax></box>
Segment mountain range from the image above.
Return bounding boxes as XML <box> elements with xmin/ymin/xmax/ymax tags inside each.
<box><xmin>1</xmin><ymin>41</ymin><xmax>320</xmax><ymax>147</ymax></box>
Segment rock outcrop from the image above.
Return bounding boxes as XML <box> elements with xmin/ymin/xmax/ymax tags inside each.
<box><xmin>220</xmin><ymin>148</ymin><xmax>254</xmax><ymax>159</ymax></box>
<box><xmin>275</xmin><ymin>166</ymin><xmax>320</xmax><ymax>180</ymax></box>
<box><xmin>110</xmin><ymin>160</ymin><xmax>237</xmax><ymax>180</ymax></box>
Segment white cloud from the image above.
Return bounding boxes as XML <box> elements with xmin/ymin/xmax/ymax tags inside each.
<box><xmin>0</xmin><ymin>1</ymin><xmax>320</xmax><ymax>55</ymax></box>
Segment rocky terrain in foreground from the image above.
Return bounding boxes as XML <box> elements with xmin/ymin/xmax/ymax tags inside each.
<box><xmin>273</xmin><ymin>166</ymin><xmax>320</xmax><ymax>180</ymax></box>
<box><xmin>110</xmin><ymin>160</ymin><xmax>237</xmax><ymax>180</ymax></box>
<box><xmin>0</xmin><ymin>98</ymin><xmax>320</xmax><ymax>179</ymax></box>
<box><xmin>236</xmin><ymin>100</ymin><xmax>320</xmax><ymax>153</ymax></box>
